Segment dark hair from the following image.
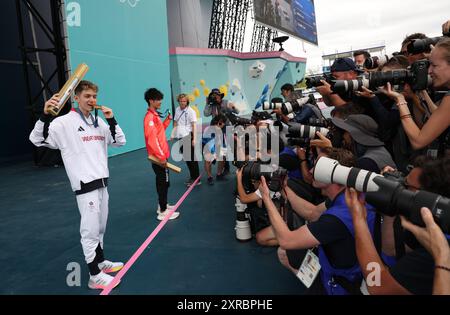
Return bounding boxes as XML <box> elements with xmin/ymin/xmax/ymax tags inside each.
<box><xmin>144</xmin><ymin>88</ymin><xmax>164</xmax><ymax>104</ymax></box>
<box><xmin>419</xmin><ymin>155</ymin><xmax>450</xmax><ymax>197</ymax></box>
<box><xmin>281</xmin><ymin>83</ymin><xmax>294</xmax><ymax>92</ymax></box>
<box><xmin>271</xmin><ymin>97</ymin><xmax>283</xmax><ymax>103</ymax></box>
<box><xmin>330</xmin><ymin>102</ymin><xmax>365</xmax><ymax>119</ymax></box>
<box><xmin>353</xmin><ymin>50</ymin><xmax>371</xmax><ymax>59</ymax></box>
<box><xmin>321</xmin><ymin>147</ymin><xmax>356</xmax><ymax>168</ymax></box>
<box><xmin>381</xmin><ymin>55</ymin><xmax>409</xmax><ymax>70</ymax></box>
<box><xmin>401</xmin><ymin>33</ymin><xmax>427</xmax><ymax>48</ymax></box>
<box><xmin>75</xmin><ymin>80</ymin><xmax>98</xmax><ymax>95</ymax></box>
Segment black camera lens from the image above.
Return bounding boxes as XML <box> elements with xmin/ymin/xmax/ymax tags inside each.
<box><xmin>241</xmin><ymin>162</ymin><xmax>287</xmax><ymax>192</ymax></box>
<box><xmin>407</xmin><ymin>36</ymin><xmax>443</xmax><ymax>55</ymax></box>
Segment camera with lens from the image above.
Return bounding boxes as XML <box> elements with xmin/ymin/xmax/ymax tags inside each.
<box><xmin>307</xmin><ymin>117</ymin><xmax>331</xmax><ymax>128</ymax></box>
<box><xmin>262</xmin><ymin>94</ymin><xmax>316</xmax><ymax>116</ymax></box>
<box><xmin>313</xmin><ymin>157</ymin><xmax>450</xmax><ymax>233</ymax></box>
<box><xmin>287</xmin><ymin>137</ymin><xmax>311</xmax><ymax>148</ymax></box>
<box><xmin>364</xmin><ymin>55</ymin><xmax>391</xmax><ymax>70</ymax></box>
<box><xmin>383</xmin><ymin>170</ymin><xmax>406</xmax><ymax>183</ymax></box>
<box><xmin>286</xmin><ymin>122</ymin><xmax>330</xmax><ymax>140</ymax></box>
<box><xmin>305</xmin><ymin>73</ymin><xmax>334</xmax><ymax>89</ymax></box>
<box><xmin>407</xmin><ymin>33</ymin><xmax>449</xmax><ymax>55</ymax></box>
<box><xmin>332</xmin><ymin>60</ymin><xmax>431</xmax><ymax>93</ymax></box>
<box><xmin>251</xmin><ymin>110</ymin><xmax>273</xmax><ymax>124</ymax></box>
<box><xmin>240</xmin><ymin>162</ymin><xmax>287</xmax><ymax>192</ymax></box>
<box><xmin>225</xmin><ymin>112</ymin><xmax>252</xmax><ymax>127</ymax></box>
<box><xmin>208</xmin><ymin>92</ymin><xmax>220</xmax><ymax>106</ymax></box>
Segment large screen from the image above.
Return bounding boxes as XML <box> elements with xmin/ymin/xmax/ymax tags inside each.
<box><xmin>254</xmin><ymin>0</ymin><xmax>318</xmax><ymax>45</ymax></box>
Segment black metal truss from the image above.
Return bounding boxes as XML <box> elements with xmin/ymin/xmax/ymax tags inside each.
<box><xmin>15</xmin><ymin>0</ymin><xmax>69</xmax><ymax>118</ymax></box>
<box><xmin>250</xmin><ymin>23</ymin><xmax>278</xmax><ymax>52</ymax></box>
<box><xmin>208</xmin><ymin>0</ymin><xmax>250</xmax><ymax>51</ymax></box>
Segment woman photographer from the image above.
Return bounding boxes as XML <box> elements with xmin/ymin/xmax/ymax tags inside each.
<box><xmin>381</xmin><ymin>37</ymin><xmax>450</xmax><ymax>156</ymax></box>
<box><xmin>235</xmin><ymin>167</ymin><xmax>279</xmax><ymax>247</ymax></box>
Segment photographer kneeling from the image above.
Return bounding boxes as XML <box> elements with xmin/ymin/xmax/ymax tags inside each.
<box><xmin>236</xmin><ymin>167</ymin><xmax>279</xmax><ymax>247</ymax></box>
<box><xmin>260</xmin><ymin>147</ymin><xmax>376</xmax><ymax>295</ymax></box>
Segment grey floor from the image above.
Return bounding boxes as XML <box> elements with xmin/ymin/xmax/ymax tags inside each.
<box><xmin>0</xmin><ymin>149</ymin><xmax>305</xmax><ymax>295</ymax></box>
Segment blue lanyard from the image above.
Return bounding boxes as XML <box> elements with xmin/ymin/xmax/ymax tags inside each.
<box><xmin>75</xmin><ymin>108</ymin><xmax>98</xmax><ymax>128</ymax></box>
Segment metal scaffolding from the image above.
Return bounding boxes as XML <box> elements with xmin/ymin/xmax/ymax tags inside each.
<box><xmin>208</xmin><ymin>0</ymin><xmax>250</xmax><ymax>51</ymax></box>
<box><xmin>248</xmin><ymin>0</ymin><xmax>278</xmax><ymax>52</ymax></box>
<box><xmin>15</xmin><ymin>0</ymin><xmax>69</xmax><ymax>117</ymax></box>
<box><xmin>250</xmin><ymin>23</ymin><xmax>278</xmax><ymax>52</ymax></box>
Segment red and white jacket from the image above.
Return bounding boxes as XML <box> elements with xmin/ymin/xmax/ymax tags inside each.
<box><xmin>144</xmin><ymin>108</ymin><xmax>171</xmax><ymax>161</ymax></box>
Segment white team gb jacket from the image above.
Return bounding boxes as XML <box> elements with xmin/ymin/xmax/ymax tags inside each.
<box><xmin>29</xmin><ymin>110</ymin><xmax>126</xmax><ymax>192</ymax></box>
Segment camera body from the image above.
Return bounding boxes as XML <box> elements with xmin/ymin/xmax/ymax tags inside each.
<box><xmin>407</xmin><ymin>34</ymin><xmax>449</xmax><ymax>55</ymax></box>
<box><xmin>226</xmin><ymin>112</ymin><xmax>252</xmax><ymax>127</ymax></box>
<box><xmin>240</xmin><ymin>162</ymin><xmax>287</xmax><ymax>192</ymax></box>
<box><xmin>208</xmin><ymin>92</ymin><xmax>220</xmax><ymax>107</ymax></box>
<box><xmin>305</xmin><ymin>73</ymin><xmax>334</xmax><ymax>89</ymax></box>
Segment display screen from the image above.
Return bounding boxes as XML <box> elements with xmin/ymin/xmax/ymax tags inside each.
<box><xmin>254</xmin><ymin>0</ymin><xmax>318</xmax><ymax>45</ymax></box>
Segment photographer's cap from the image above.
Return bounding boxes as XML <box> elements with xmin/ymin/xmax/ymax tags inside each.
<box><xmin>211</xmin><ymin>88</ymin><xmax>224</xmax><ymax>98</ymax></box>
<box><xmin>331</xmin><ymin>58</ymin><xmax>364</xmax><ymax>73</ymax></box>
<box><xmin>332</xmin><ymin>114</ymin><xmax>384</xmax><ymax>147</ymax></box>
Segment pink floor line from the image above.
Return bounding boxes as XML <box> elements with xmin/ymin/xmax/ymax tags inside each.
<box><xmin>100</xmin><ymin>175</ymin><xmax>202</xmax><ymax>295</ymax></box>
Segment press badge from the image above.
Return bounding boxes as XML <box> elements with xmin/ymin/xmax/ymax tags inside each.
<box><xmin>296</xmin><ymin>249</ymin><xmax>321</xmax><ymax>288</ymax></box>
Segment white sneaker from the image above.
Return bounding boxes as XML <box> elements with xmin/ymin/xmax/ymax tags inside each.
<box><xmin>98</xmin><ymin>260</ymin><xmax>124</xmax><ymax>273</ymax></box>
<box><xmin>157</xmin><ymin>210</ymin><xmax>180</xmax><ymax>221</ymax></box>
<box><xmin>88</xmin><ymin>271</ymin><xmax>120</xmax><ymax>290</ymax></box>
<box><xmin>157</xmin><ymin>204</ymin><xmax>174</xmax><ymax>215</ymax></box>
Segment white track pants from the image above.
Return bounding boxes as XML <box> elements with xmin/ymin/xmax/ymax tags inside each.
<box><xmin>76</xmin><ymin>188</ymin><xmax>109</xmax><ymax>264</ymax></box>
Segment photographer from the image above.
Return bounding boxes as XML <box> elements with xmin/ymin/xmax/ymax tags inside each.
<box><xmin>235</xmin><ymin>167</ymin><xmax>279</xmax><ymax>247</ymax></box>
<box><xmin>381</xmin><ymin>38</ymin><xmax>450</xmax><ymax>155</ymax></box>
<box><xmin>355</xmin><ymin>55</ymin><xmax>419</xmax><ymax>172</ymax></box>
<box><xmin>353</xmin><ymin>50</ymin><xmax>371</xmax><ymax>69</ymax></box>
<box><xmin>401</xmin><ymin>207</ymin><xmax>450</xmax><ymax>295</ymax></box>
<box><xmin>202</xmin><ymin>114</ymin><xmax>228</xmax><ymax>185</ymax></box>
<box><xmin>203</xmin><ymin>88</ymin><xmax>238</xmax><ymax>119</ymax></box>
<box><xmin>316</xmin><ymin>58</ymin><xmax>362</xmax><ymax>108</ymax></box>
<box><xmin>400</xmin><ymin>33</ymin><xmax>429</xmax><ymax>65</ymax></box>
<box><xmin>277</xmin><ymin>84</ymin><xmax>321</xmax><ymax>124</ymax></box>
<box><xmin>311</xmin><ymin>114</ymin><xmax>397</xmax><ymax>173</ymax></box>
<box><xmin>260</xmin><ymin>147</ymin><xmax>376</xmax><ymax>295</ymax></box>
<box><xmin>345</xmin><ymin>155</ymin><xmax>450</xmax><ymax>295</ymax></box>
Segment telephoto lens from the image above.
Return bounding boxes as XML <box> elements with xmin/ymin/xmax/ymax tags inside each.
<box><xmin>313</xmin><ymin>157</ymin><xmax>450</xmax><ymax>233</ymax></box>
<box><xmin>287</xmin><ymin>123</ymin><xmax>330</xmax><ymax>139</ymax></box>
<box><xmin>262</xmin><ymin>96</ymin><xmax>312</xmax><ymax>115</ymax></box>
<box><xmin>364</xmin><ymin>55</ymin><xmax>390</xmax><ymax>69</ymax></box>
<box><xmin>235</xmin><ymin>198</ymin><xmax>252</xmax><ymax>241</ymax></box>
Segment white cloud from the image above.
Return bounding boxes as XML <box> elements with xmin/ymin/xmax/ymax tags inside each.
<box><xmin>246</xmin><ymin>0</ymin><xmax>450</xmax><ymax>73</ymax></box>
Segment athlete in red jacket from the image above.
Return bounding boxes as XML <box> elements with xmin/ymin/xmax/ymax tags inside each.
<box><xmin>144</xmin><ymin>88</ymin><xmax>180</xmax><ymax>221</ymax></box>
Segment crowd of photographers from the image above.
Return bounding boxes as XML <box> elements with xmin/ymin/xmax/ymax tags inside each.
<box><xmin>205</xmin><ymin>20</ymin><xmax>450</xmax><ymax>295</ymax></box>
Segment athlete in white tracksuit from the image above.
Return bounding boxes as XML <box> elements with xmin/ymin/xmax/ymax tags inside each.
<box><xmin>29</xmin><ymin>81</ymin><xmax>126</xmax><ymax>289</ymax></box>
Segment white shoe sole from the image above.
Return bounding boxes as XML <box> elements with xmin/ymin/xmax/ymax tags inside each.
<box><xmin>157</xmin><ymin>211</ymin><xmax>180</xmax><ymax>221</ymax></box>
